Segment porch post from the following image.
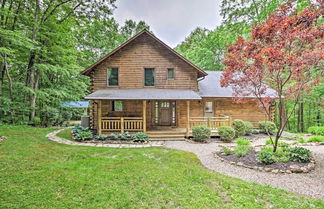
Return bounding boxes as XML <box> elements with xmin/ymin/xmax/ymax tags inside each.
<box><xmin>98</xmin><ymin>100</ymin><xmax>102</xmax><ymax>135</ymax></box>
<box><xmin>143</xmin><ymin>100</ymin><xmax>147</xmax><ymax>132</ymax></box>
<box><xmin>186</xmin><ymin>100</ymin><xmax>190</xmax><ymax>137</ymax></box>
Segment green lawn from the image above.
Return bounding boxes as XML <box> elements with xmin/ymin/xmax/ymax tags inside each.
<box><xmin>0</xmin><ymin>126</ymin><xmax>323</xmax><ymax>208</ymax></box>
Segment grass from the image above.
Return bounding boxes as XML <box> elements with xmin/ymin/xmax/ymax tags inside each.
<box><xmin>56</xmin><ymin>127</ymin><xmax>73</xmax><ymax>141</ymax></box>
<box><xmin>0</xmin><ymin>126</ymin><xmax>323</xmax><ymax>208</ymax></box>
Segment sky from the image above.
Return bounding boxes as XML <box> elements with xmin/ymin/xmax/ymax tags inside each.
<box><xmin>114</xmin><ymin>0</ymin><xmax>222</xmax><ymax>47</ymax></box>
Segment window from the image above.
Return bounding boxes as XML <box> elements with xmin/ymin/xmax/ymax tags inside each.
<box><xmin>167</xmin><ymin>68</ymin><xmax>175</xmax><ymax>80</ymax></box>
<box><xmin>112</xmin><ymin>101</ymin><xmax>123</xmax><ymax>112</ymax></box>
<box><xmin>204</xmin><ymin>101</ymin><xmax>213</xmax><ymax>113</ymax></box>
<box><xmin>107</xmin><ymin>68</ymin><xmax>119</xmax><ymax>86</ymax></box>
<box><xmin>144</xmin><ymin>68</ymin><xmax>155</xmax><ymax>86</ymax></box>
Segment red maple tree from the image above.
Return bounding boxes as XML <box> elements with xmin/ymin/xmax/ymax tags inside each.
<box><xmin>221</xmin><ymin>1</ymin><xmax>323</xmax><ymax>151</ymax></box>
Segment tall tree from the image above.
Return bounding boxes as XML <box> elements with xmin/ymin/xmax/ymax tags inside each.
<box><xmin>221</xmin><ymin>1</ymin><xmax>323</xmax><ymax>151</ymax></box>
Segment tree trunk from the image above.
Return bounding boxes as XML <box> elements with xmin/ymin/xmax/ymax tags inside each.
<box><xmin>29</xmin><ymin>70</ymin><xmax>39</xmax><ymax>121</ymax></box>
<box><xmin>0</xmin><ymin>63</ymin><xmax>5</xmax><ymax>118</ymax></box>
<box><xmin>26</xmin><ymin>0</ymin><xmax>40</xmax><ymax>121</ymax></box>
<box><xmin>4</xmin><ymin>55</ymin><xmax>14</xmax><ymax>123</ymax></box>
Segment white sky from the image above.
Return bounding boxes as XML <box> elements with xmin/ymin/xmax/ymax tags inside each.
<box><xmin>114</xmin><ymin>0</ymin><xmax>222</xmax><ymax>47</ymax></box>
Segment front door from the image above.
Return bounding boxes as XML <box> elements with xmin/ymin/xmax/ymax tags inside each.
<box><xmin>154</xmin><ymin>101</ymin><xmax>176</xmax><ymax>126</ymax></box>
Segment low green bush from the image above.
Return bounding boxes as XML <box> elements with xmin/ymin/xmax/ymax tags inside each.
<box><xmin>251</xmin><ymin>129</ymin><xmax>262</xmax><ymax>134</ymax></box>
<box><xmin>132</xmin><ymin>132</ymin><xmax>149</xmax><ymax>142</ymax></box>
<box><xmin>298</xmin><ymin>138</ymin><xmax>306</xmax><ymax>143</ymax></box>
<box><xmin>244</xmin><ymin>121</ymin><xmax>253</xmax><ymax>135</ymax></box>
<box><xmin>76</xmin><ymin>131</ymin><xmax>93</xmax><ymax>141</ymax></box>
<box><xmin>119</xmin><ymin>132</ymin><xmax>131</xmax><ymax>140</ymax></box>
<box><xmin>257</xmin><ymin>148</ymin><xmax>275</xmax><ymax>164</ymax></box>
<box><xmin>33</xmin><ymin>117</ymin><xmax>41</xmax><ymax>126</ymax></box>
<box><xmin>307</xmin><ymin>136</ymin><xmax>324</xmax><ymax>142</ymax></box>
<box><xmin>220</xmin><ymin>147</ymin><xmax>233</xmax><ymax>155</ymax></box>
<box><xmin>218</xmin><ymin>126</ymin><xmax>235</xmax><ymax>142</ymax></box>
<box><xmin>259</xmin><ymin>121</ymin><xmax>276</xmax><ymax>135</ymax></box>
<box><xmin>95</xmin><ymin>134</ymin><xmax>108</xmax><ymax>140</ymax></box>
<box><xmin>232</xmin><ymin>119</ymin><xmax>246</xmax><ymax>137</ymax></box>
<box><xmin>111</xmin><ymin>133</ymin><xmax>119</xmax><ymax>140</ymax></box>
<box><xmin>307</xmin><ymin>126</ymin><xmax>324</xmax><ymax>136</ymax></box>
<box><xmin>236</xmin><ymin>138</ymin><xmax>251</xmax><ymax>146</ymax></box>
<box><xmin>234</xmin><ymin>145</ymin><xmax>252</xmax><ymax>157</ymax></box>
<box><xmin>289</xmin><ymin>147</ymin><xmax>311</xmax><ymax>163</ymax></box>
<box><xmin>192</xmin><ymin>126</ymin><xmax>211</xmax><ymax>142</ymax></box>
<box><xmin>72</xmin><ymin>124</ymin><xmax>93</xmax><ymax>141</ymax></box>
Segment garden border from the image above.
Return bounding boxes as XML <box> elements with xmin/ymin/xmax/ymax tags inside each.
<box><xmin>214</xmin><ymin>152</ymin><xmax>316</xmax><ymax>174</ymax></box>
<box><xmin>46</xmin><ymin>129</ymin><xmax>164</xmax><ymax>148</ymax></box>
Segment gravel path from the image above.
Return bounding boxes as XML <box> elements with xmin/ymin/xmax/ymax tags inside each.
<box><xmin>164</xmin><ymin>140</ymin><xmax>324</xmax><ymax>200</ymax></box>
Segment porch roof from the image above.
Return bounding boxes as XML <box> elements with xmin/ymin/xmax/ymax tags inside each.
<box><xmin>84</xmin><ymin>89</ymin><xmax>202</xmax><ymax>100</ymax></box>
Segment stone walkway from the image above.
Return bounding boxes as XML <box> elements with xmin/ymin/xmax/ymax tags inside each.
<box><xmin>164</xmin><ymin>140</ymin><xmax>324</xmax><ymax>200</ymax></box>
<box><xmin>47</xmin><ymin>130</ymin><xmax>324</xmax><ymax>199</ymax></box>
<box><xmin>46</xmin><ymin>129</ymin><xmax>164</xmax><ymax>148</ymax></box>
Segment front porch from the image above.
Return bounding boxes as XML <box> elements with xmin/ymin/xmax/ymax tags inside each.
<box><xmin>94</xmin><ymin>100</ymin><xmax>231</xmax><ymax>138</ymax></box>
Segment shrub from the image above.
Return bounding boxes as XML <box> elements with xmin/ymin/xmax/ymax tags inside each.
<box><xmin>119</xmin><ymin>132</ymin><xmax>131</xmax><ymax>140</ymax></box>
<box><xmin>132</xmin><ymin>132</ymin><xmax>149</xmax><ymax>142</ymax></box>
<box><xmin>244</xmin><ymin>121</ymin><xmax>253</xmax><ymax>135</ymax></box>
<box><xmin>257</xmin><ymin>148</ymin><xmax>275</xmax><ymax>164</ymax></box>
<box><xmin>111</xmin><ymin>133</ymin><xmax>119</xmax><ymax>140</ymax></box>
<box><xmin>289</xmin><ymin>147</ymin><xmax>311</xmax><ymax>163</ymax></box>
<box><xmin>220</xmin><ymin>147</ymin><xmax>233</xmax><ymax>155</ymax></box>
<box><xmin>72</xmin><ymin>124</ymin><xmax>92</xmax><ymax>141</ymax></box>
<box><xmin>76</xmin><ymin>131</ymin><xmax>93</xmax><ymax>141</ymax></box>
<box><xmin>96</xmin><ymin>134</ymin><xmax>108</xmax><ymax>140</ymax></box>
<box><xmin>251</xmin><ymin>129</ymin><xmax>262</xmax><ymax>134</ymax></box>
<box><xmin>218</xmin><ymin>126</ymin><xmax>235</xmax><ymax>142</ymax></box>
<box><xmin>192</xmin><ymin>126</ymin><xmax>211</xmax><ymax>142</ymax></box>
<box><xmin>33</xmin><ymin>117</ymin><xmax>41</xmax><ymax>126</ymax></box>
<box><xmin>259</xmin><ymin>121</ymin><xmax>276</xmax><ymax>135</ymax></box>
<box><xmin>236</xmin><ymin>138</ymin><xmax>251</xmax><ymax>146</ymax></box>
<box><xmin>307</xmin><ymin>126</ymin><xmax>324</xmax><ymax>136</ymax></box>
<box><xmin>72</xmin><ymin>124</ymin><xmax>84</xmax><ymax>135</ymax></box>
<box><xmin>234</xmin><ymin>145</ymin><xmax>252</xmax><ymax>157</ymax></box>
<box><xmin>298</xmin><ymin>138</ymin><xmax>306</xmax><ymax>143</ymax></box>
<box><xmin>307</xmin><ymin>136</ymin><xmax>324</xmax><ymax>143</ymax></box>
<box><xmin>232</xmin><ymin>119</ymin><xmax>246</xmax><ymax>137</ymax></box>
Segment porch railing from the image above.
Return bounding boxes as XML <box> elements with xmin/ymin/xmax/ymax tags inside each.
<box><xmin>189</xmin><ymin>116</ymin><xmax>231</xmax><ymax>130</ymax></box>
<box><xmin>101</xmin><ymin>117</ymin><xmax>144</xmax><ymax>132</ymax></box>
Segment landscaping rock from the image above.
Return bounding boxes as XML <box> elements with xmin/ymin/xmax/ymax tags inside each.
<box><xmin>264</xmin><ymin>167</ymin><xmax>272</xmax><ymax>172</ymax></box>
<box><xmin>271</xmin><ymin>169</ymin><xmax>279</xmax><ymax>174</ymax></box>
<box><xmin>0</xmin><ymin>136</ymin><xmax>7</xmax><ymax>142</ymax></box>
<box><xmin>289</xmin><ymin>165</ymin><xmax>303</xmax><ymax>173</ymax></box>
<box><xmin>237</xmin><ymin>162</ymin><xmax>244</xmax><ymax>166</ymax></box>
<box><xmin>301</xmin><ymin>167</ymin><xmax>309</xmax><ymax>173</ymax></box>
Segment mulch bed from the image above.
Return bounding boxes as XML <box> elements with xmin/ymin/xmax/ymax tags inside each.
<box><xmin>216</xmin><ymin>150</ymin><xmax>313</xmax><ymax>173</ymax></box>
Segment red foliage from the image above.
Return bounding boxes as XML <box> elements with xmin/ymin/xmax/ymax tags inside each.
<box><xmin>221</xmin><ymin>1</ymin><xmax>323</xmax><ymax>118</ymax></box>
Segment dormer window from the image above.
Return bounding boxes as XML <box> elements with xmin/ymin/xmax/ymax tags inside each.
<box><xmin>107</xmin><ymin>67</ymin><xmax>119</xmax><ymax>86</ymax></box>
<box><xmin>167</xmin><ymin>68</ymin><xmax>175</xmax><ymax>80</ymax></box>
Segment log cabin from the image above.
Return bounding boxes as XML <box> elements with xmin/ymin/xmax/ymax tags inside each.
<box><xmin>81</xmin><ymin>29</ymin><xmax>274</xmax><ymax>139</ymax></box>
